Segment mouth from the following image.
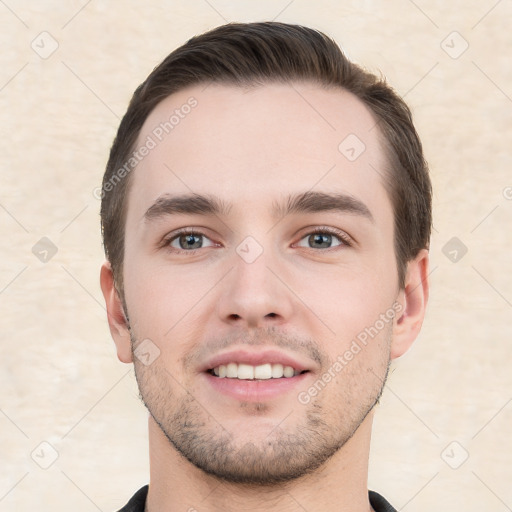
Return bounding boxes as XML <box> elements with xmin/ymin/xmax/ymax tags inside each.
<box><xmin>207</xmin><ymin>362</ymin><xmax>309</xmax><ymax>380</ymax></box>
<box><xmin>200</xmin><ymin>349</ymin><xmax>314</xmax><ymax>402</ymax></box>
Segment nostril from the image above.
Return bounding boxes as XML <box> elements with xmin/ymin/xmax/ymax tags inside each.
<box><xmin>266</xmin><ymin>312</ymin><xmax>277</xmax><ymax>318</ymax></box>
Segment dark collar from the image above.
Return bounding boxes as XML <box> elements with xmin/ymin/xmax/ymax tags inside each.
<box><xmin>117</xmin><ymin>485</ymin><xmax>396</xmax><ymax>512</ymax></box>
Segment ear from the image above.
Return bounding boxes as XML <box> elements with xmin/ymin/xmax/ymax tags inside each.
<box><xmin>391</xmin><ymin>249</ymin><xmax>430</xmax><ymax>359</ymax></box>
<box><xmin>100</xmin><ymin>261</ymin><xmax>133</xmax><ymax>363</ymax></box>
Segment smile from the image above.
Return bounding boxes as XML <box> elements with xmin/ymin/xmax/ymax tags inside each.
<box><xmin>209</xmin><ymin>362</ymin><xmax>307</xmax><ymax>379</ymax></box>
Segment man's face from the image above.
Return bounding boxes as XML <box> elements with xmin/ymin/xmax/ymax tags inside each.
<box><xmin>120</xmin><ymin>83</ymin><xmax>403</xmax><ymax>483</ymax></box>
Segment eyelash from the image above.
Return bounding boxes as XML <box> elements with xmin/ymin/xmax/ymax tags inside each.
<box><xmin>298</xmin><ymin>227</ymin><xmax>353</xmax><ymax>249</ymax></box>
<box><xmin>161</xmin><ymin>229</ymin><xmax>216</xmax><ymax>254</ymax></box>
<box><xmin>162</xmin><ymin>226</ymin><xmax>353</xmax><ymax>254</ymax></box>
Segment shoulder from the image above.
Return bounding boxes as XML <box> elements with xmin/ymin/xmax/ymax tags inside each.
<box><xmin>115</xmin><ymin>485</ymin><xmax>148</xmax><ymax>512</ymax></box>
<box><xmin>369</xmin><ymin>490</ymin><xmax>397</xmax><ymax>512</ymax></box>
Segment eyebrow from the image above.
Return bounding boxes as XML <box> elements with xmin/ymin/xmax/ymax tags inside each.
<box><xmin>273</xmin><ymin>191</ymin><xmax>374</xmax><ymax>223</ymax></box>
<box><xmin>143</xmin><ymin>191</ymin><xmax>374</xmax><ymax>223</ymax></box>
<box><xmin>144</xmin><ymin>193</ymin><xmax>232</xmax><ymax>221</ymax></box>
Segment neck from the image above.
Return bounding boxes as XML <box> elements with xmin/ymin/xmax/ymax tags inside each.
<box><xmin>145</xmin><ymin>412</ymin><xmax>375</xmax><ymax>512</ymax></box>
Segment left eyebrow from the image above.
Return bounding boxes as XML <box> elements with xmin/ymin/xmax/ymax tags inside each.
<box><xmin>273</xmin><ymin>191</ymin><xmax>374</xmax><ymax>223</ymax></box>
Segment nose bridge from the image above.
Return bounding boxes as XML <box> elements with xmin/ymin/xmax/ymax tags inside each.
<box><xmin>216</xmin><ymin>235</ymin><xmax>292</xmax><ymax>326</ymax></box>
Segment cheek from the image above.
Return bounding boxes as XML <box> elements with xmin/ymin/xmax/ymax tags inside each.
<box><xmin>290</xmin><ymin>264</ymin><xmax>395</xmax><ymax>340</ymax></box>
<box><xmin>123</xmin><ymin>254</ymin><xmax>219</xmax><ymax>339</ymax></box>
<box><xmin>287</xmin><ymin>265</ymin><xmax>396</xmax><ymax>388</ymax></box>
<box><xmin>324</xmin><ymin>319</ymin><xmax>392</xmax><ymax>401</ymax></box>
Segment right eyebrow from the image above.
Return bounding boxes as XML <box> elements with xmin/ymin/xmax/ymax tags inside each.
<box><xmin>143</xmin><ymin>193</ymin><xmax>232</xmax><ymax>222</ymax></box>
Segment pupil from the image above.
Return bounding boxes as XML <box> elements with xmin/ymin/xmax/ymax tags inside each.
<box><xmin>180</xmin><ymin>234</ymin><xmax>202</xmax><ymax>249</ymax></box>
<box><xmin>310</xmin><ymin>233</ymin><xmax>331</xmax><ymax>248</ymax></box>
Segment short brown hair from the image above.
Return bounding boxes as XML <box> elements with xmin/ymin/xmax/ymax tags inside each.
<box><xmin>101</xmin><ymin>21</ymin><xmax>431</xmax><ymax>293</ymax></box>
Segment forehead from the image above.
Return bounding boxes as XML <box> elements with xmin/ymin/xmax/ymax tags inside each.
<box><xmin>127</xmin><ymin>82</ymin><xmax>390</xmax><ymax>222</ymax></box>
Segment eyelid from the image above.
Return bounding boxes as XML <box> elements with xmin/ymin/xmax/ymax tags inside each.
<box><xmin>293</xmin><ymin>226</ymin><xmax>354</xmax><ymax>248</ymax></box>
<box><xmin>161</xmin><ymin>228</ymin><xmax>219</xmax><ymax>253</ymax></box>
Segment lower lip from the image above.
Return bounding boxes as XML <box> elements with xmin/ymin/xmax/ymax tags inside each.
<box><xmin>202</xmin><ymin>371</ymin><xmax>310</xmax><ymax>402</ymax></box>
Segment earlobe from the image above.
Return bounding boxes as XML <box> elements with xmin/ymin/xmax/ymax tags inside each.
<box><xmin>391</xmin><ymin>249</ymin><xmax>430</xmax><ymax>359</ymax></box>
<box><xmin>99</xmin><ymin>261</ymin><xmax>133</xmax><ymax>363</ymax></box>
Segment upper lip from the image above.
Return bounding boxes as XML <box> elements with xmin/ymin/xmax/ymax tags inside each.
<box><xmin>200</xmin><ymin>348</ymin><xmax>313</xmax><ymax>373</ymax></box>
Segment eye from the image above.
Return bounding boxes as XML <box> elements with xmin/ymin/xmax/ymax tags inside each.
<box><xmin>296</xmin><ymin>228</ymin><xmax>351</xmax><ymax>249</ymax></box>
<box><xmin>167</xmin><ymin>231</ymin><xmax>216</xmax><ymax>251</ymax></box>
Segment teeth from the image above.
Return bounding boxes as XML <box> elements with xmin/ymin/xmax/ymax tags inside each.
<box><xmin>283</xmin><ymin>365</ymin><xmax>295</xmax><ymax>378</ymax></box>
<box><xmin>271</xmin><ymin>363</ymin><xmax>283</xmax><ymax>378</ymax></box>
<box><xmin>254</xmin><ymin>363</ymin><xmax>272</xmax><ymax>379</ymax></box>
<box><xmin>226</xmin><ymin>362</ymin><xmax>238</xmax><ymax>378</ymax></box>
<box><xmin>212</xmin><ymin>362</ymin><xmax>301</xmax><ymax>380</ymax></box>
<box><xmin>237</xmin><ymin>364</ymin><xmax>254</xmax><ymax>380</ymax></box>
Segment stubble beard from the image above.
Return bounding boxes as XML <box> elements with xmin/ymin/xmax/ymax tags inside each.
<box><xmin>130</xmin><ymin>329</ymin><xmax>390</xmax><ymax>486</ymax></box>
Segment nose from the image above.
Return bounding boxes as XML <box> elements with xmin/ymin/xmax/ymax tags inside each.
<box><xmin>216</xmin><ymin>244</ymin><xmax>294</xmax><ymax>329</ymax></box>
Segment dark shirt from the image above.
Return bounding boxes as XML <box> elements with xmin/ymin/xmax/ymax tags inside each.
<box><xmin>116</xmin><ymin>485</ymin><xmax>397</xmax><ymax>512</ymax></box>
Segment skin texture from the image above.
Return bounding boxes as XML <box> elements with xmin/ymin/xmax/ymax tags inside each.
<box><xmin>101</xmin><ymin>82</ymin><xmax>429</xmax><ymax>512</ymax></box>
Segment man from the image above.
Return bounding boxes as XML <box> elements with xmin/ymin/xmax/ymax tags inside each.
<box><xmin>99</xmin><ymin>21</ymin><xmax>431</xmax><ymax>512</ymax></box>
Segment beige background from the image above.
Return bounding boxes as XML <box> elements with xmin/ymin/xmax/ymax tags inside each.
<box><xmin>1</xmin><ymin>1</ymin><xmax>511</xmax><ymax>511</ymax></box>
